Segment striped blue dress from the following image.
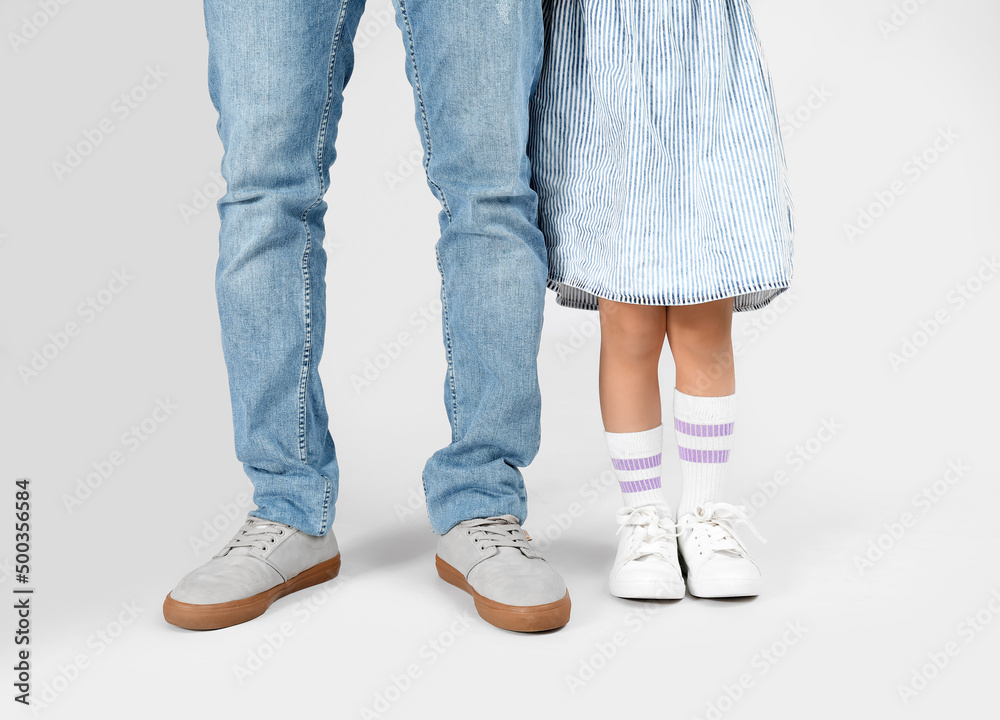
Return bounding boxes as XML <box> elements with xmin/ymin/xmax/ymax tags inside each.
<box><xmin>528</xmin><ymin>0</ymin><xmax>794</xmax><ymax>311</ymax></box>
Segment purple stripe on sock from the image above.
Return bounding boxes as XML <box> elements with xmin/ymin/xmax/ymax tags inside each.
<box><xmin>677</xmin><ymin>447</ymin><xmax>730</xmax><ymax>463</ymax></box>
<box><xmin>619</xmin><ymin>477</ymin><xmax>662</xmax><ymax>494</ymax></box>
<box><xmin>611</xmin><ymin>453</ymin><xmax>661</xmax><ymax>472</ymax></box>
<box><xmin>674</xmin><ymin>419</ymin><xmax>734</xmax><ymax>437</ymax></box>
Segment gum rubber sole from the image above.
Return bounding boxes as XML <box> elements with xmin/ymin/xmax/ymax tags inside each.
<box><xmin>435</xmin><ymin>555</ymin><xmax>570</xmax><ymax>632</ymax></box>
<box><xmin>163</xmin><ymin>553</ymin><xmax>341</xmax><ymax>631</ymax></box>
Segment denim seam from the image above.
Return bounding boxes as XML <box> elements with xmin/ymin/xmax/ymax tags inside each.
<box><xmin>396</xmin><ymin>0</ymin><xmax>452</xmax><ymax>220</ymax></box>
<box><xmin>398</xmin><ymin>0</ymin><xmax>458</xmax><ymax>441</ymax></box>
<box><xmin>298</xmin><ymin>0</ymin><xmax>351</xmax><ymax>534</ymax></box>
<box><xmin>435</xmin><ymin>248</ymin><xmax>460</xmax><ymax>442</ymax></box>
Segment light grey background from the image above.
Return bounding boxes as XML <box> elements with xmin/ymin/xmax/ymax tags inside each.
<box><xmin>2</xmin><ymin>0</ymin><xmax>998</xmax><ymax>718</ymax></box>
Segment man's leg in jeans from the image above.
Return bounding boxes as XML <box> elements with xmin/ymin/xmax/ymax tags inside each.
<box><xmin>163</xmin><ymin>0</ymin><xmax>366</xmax><ymax>631</ymax></box>
<box><xmin>393</xmin><ymin>0</ymin><xmax>570</xmax><ymax>631</ymax></box>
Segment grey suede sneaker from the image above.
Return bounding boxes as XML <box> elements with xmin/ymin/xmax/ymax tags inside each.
<box><xmin>163</xmin><ymin>515</ymin><xmax>341</xmax><ymax>630</ymax></box>
<box><xmin>435</xmin><ymin>515</ymin><xmax>570</xmax><ymax>632</ymax></box>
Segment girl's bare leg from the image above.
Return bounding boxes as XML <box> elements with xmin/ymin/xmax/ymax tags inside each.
<box><xmin>665</xmin><ymin>298</ymin><xmax>735</xmax><ymax>396</ymax></box>
<box><xmin>597</xmin><ymin>299</ymin><xmax>668</xmax><ymax>432</ymax></box>
<box><xmin>665</xmin><ymin>297</ymin><xmax>761</xmax><ymax>597</ymax></box>
<box><xmin>666</xmin><ymin>297</ymin><xmax>738</xmax><ymax>515</ymax></box>
<box><xmin>598</xmin><ymin>297</ymin><xmax>685</xmax><ymax>599</ymax></box>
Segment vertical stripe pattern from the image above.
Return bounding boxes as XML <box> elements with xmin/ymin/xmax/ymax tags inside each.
<box><xmin>605</xmin><ymin>426</ymin><xmax>670</xmax><ymax>512</ymax></box>
<box><xmin>611</xmin><ymin>453</ymin><xmax>661</xmax><ymax>471</ymax></box>
<box><xmin>674</xmin><ymin>419</ymin><xmax>735</xmax><ymax>438</ymax></box>
<box><xmin>619</xmin><ymin>477</ymin><xmax>662</xmax><ymax>493</ymax></box>
<box><xmin>528</xmin><ymin>0</ymin><xmax>794</xmax><ymax>312</ymax></box>
<box><xmin>673</xmin><ymin>390</ymin><xmax>736</xmax><ymax>515</ymax></box>
<box><xmin>677</xmin><ymin>447</ymin><xmax>730</xmax><ymax>464</ymax></box>
<box><xmin>674</xmin><ymin>418</ymin><xmax>734</xmax><ymax>463</ymax></box>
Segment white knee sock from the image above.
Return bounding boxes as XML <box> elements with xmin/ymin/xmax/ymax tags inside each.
<box><xmin>605</xmin><ymin>425</ymin><xmax>671</xmax><ymax>515</ymax></box>
<box><xmin>674</xmin><ymin>389</ymin><xmax>737</xmax><ymax>518</ymax></box>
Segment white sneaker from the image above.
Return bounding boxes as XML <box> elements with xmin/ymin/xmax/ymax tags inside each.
<box><xmin>677</xmin><ymin>502</ymin><xmax>764</xmax><ymax>598</ymax></box>
<box><xmin>163</xmin><ymin>515</ymin><xmax>341</xmax><ymax>630</ymax></box>
<box><xmin>609</xmin><ymin>506</ymin><xmax>685</xmax><ymax>599</ymax></box>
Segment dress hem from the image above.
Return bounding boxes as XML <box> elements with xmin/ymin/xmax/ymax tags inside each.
<box><xmin>547</xmin><ymin>274</ymin><xmax>792</xmax><ymax>313</ymax></box>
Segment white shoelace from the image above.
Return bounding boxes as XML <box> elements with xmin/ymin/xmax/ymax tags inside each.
<box><xmin>462</xmin><ymin>516</ymin><xmax>531</xmax><ymax>551</ymax></box>
<box><xmin>220</xmin><ymin>516</ymin><xmax>288</xmax><ymax>554</ymax></box>
<box><xmin>681</xmin><ymin>502</ymin><xmax>765</xmax><ymax>558</ymax></box>
<box><xmin>616</xmin><ymin>506</ymin><xmax>679</xmax><ymax>563</ymax></box>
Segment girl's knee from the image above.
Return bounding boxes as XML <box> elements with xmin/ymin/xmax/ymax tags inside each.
<box><xmin>599</xmin><ymin>301</ymin><xmax>665</xmax><ymax>360</ymax></box>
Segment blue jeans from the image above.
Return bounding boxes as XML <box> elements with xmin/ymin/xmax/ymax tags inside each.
<box><xmin>204</xmin><ymin>0</ymin><xmax>546</xmax><ymax>535</ymax></box>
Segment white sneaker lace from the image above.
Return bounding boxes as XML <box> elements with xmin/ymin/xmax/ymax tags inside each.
<box><xmin>615</xmin><ymin>506</ymin><xmax>678</xmax><ymax>563</ymax></box>
<box><xmin>220</xmin><ymin>516</ymin><xmax>289</xmax><ymax>554</ymax></box>
<box><xmin>680</xmin><ymin>502</ymin><xmax>765</xmax><ymax>558</ymax></box>
<box><xmin>462</xmin><ymin>516</ymin><xmax>532</xmax><ymax>551</ymax></box>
